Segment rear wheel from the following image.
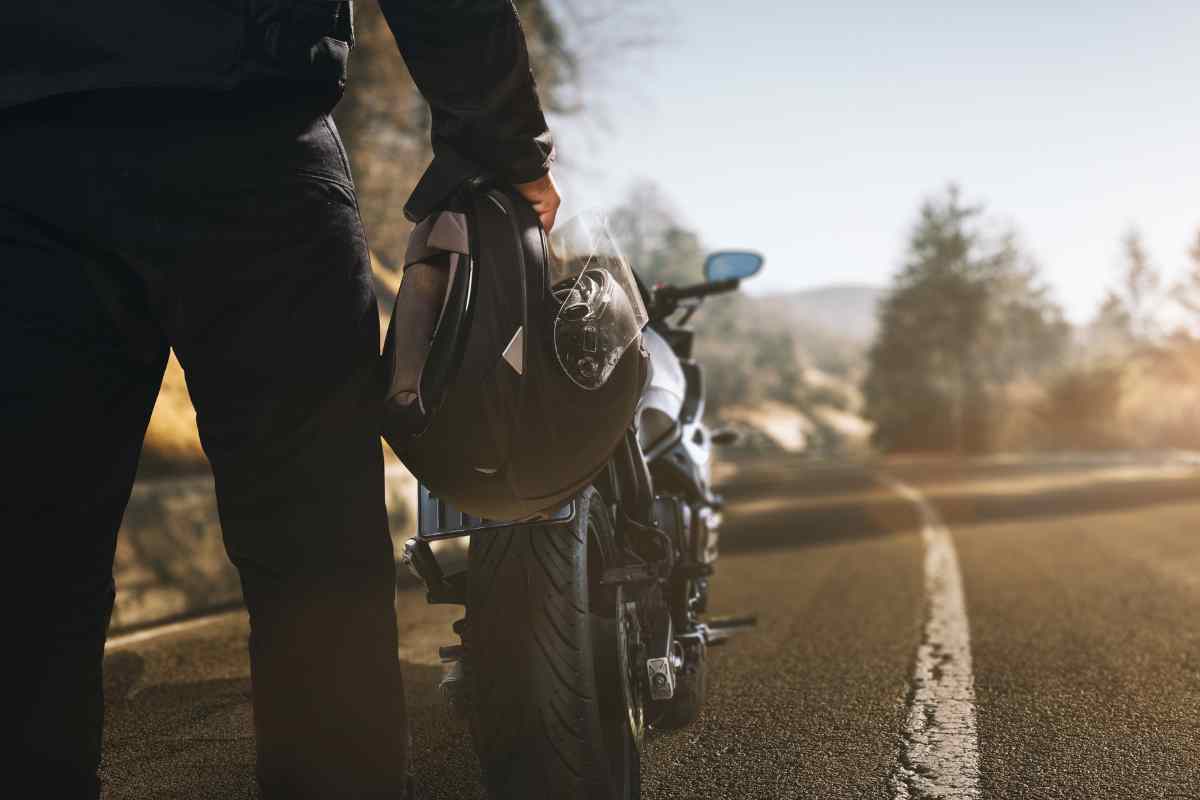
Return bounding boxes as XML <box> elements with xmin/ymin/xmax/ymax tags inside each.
<box><xmin>467</xmin><ymin>487</ymin><xmax>641</xmax><ymax>799</ymax></box>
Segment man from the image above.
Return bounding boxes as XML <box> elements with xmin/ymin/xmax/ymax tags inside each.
<box><xmin>3</xmin><ymin>2</ymin><xmax>560</xmax><ymax>797</ymax></box>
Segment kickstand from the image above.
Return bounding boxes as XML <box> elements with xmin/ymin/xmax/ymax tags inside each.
<box><xmin>699</xmin><ymin>614</ymin><xmax>757</xmax><ymax>646</ymax></box>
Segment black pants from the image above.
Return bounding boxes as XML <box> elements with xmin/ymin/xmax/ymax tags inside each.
<box><xmin>3</xmin><ymin>86</ymin><xmax>407</xmax><ymax>798</ymax></box>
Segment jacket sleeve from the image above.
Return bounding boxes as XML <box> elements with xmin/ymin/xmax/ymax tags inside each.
<box><xmin>379</xmin><ymin>0</ymin><xmax>555</xmax><ymax>184</ymax></box>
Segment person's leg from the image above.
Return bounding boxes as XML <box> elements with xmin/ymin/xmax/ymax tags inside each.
<box><xmin>3</xmin><ymin>208</ymin><xmax>168</xmax><ymax>797</ymax></box>
<box><xmin>150</xmin><ymin>106</ymin><xmax>407</xmax><ymax>799</ymax></box>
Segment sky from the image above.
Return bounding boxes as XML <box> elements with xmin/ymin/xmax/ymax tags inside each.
<box><xmin>550</xmin><ymin>1</ymin><xmax>1200</xmax><ymax>323</ymax></box>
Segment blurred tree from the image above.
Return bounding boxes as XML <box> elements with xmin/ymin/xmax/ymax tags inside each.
<box><xmin>865</xmin><ymin>187</ymin><xmax>986</xmax><ymax>452</ymax></box>
<box><xmin>1083</xmin><ymin>229</ymin><xmax>1166</xmax><ymax>357</ymax></box>
<box><xmin>1034</xmin><ymin>364</ymin><xmax>1129</xmax><ymax>450</ymax></box>
<box><xmin>975</xmin><ymin>233</ymin><xmax>1072</xmax><ymax>382</ymax></box>
<box><xmin>332</xmin><ymin>2</ymin><xmax>427</xmax><ymax>265</ymax></box>
<box><xmin>519</xmin><ymin>0</ymin><xmax>584</xmax><ymax>115</ymax></box>
<box><xmin>1169</xmin><ymin>227</ymin><xmax>1200</xmax><ymax>323</ymax></box>
<box><xmin>1114</xmin><ymin>229</ymin><xmax>1163</xmax><ymax>340</ymax></box>
<box><xmin>607</xmin><ymin>180</ymin><xmax>687</xmax><ymax>281</ymax></box>
<box><xmin>606</xmin><ymin>180</ymin><xmax>810</xmax><ymax>415</ymax></box>
<box><xmin>864</xmin><ymin>186</ymin><xmax>1069</xmax><ymax>453</ymax></box>
<box><xmin>1084</xmin><ymin>290</ymin><xmax>1137</xmax><ymax>359</ymax></box>
<box><xmin>753</xmin><ymin>329</ymin><xmax>805</xmax><ymax>404</ymax></box>
<box><xmin>646</xmin><ymin>225</ymin><xmax>706</xmax><ymax>286</ymax></box>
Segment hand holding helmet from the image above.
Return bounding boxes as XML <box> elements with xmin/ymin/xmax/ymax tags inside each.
<box><xmin>515</xmin><ymin>172</ymin><xmax>562</xmax><ymax>232</ymax></box>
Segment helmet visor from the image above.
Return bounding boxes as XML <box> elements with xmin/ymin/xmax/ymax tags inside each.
<box><xmin>548</xmin><ymin>211</ymin><xmax>648</xmax><ymax>390</ymax></box>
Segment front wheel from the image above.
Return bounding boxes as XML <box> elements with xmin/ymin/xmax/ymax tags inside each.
<box><xmin>466</xmin><ymin>487</ymin><xmax>641</xmax><ymax>799</ymax></box>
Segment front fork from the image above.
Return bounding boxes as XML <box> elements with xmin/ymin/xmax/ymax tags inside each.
<box><xmin>607</xmin><ymin>428</ymin><xmax>726</xmax><ymax>705</ymax></box>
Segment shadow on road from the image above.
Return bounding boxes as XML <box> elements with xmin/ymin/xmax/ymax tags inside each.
<box><xmin>715</xmin><ymin>456</ymin><xmax>1200</xmax><ymax>557</ymax></box>
<box><xmin>923</xmin><ymin>473</ymin><xmax>1200</xmax><ymax>532</ymax></box>
<box><xmin>101</xmin><ymin>650</ymin><xmax>258</xmax><ymax>799</ymax></box>
<box><xmin>717</xmin><ymin>463</ymin><xmax>923</xmax><ymax>555</ymax></box>
<box><xmin>101</xmin><ymin>650</ymin><xmax>463</xmax><ymax>800</ymax></box>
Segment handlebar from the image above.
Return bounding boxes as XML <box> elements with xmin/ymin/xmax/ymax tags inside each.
<box><xmin>650</xmin><ymin>278</ymin><xmax>741</xmax><ymax>321</ymax></box>
<box><xmin>656</xmin><ymin>278</ymin><xmax>741</xmax><ymax>302</ymax></box>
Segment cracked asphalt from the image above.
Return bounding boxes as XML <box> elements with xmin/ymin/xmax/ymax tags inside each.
<box><xmin>99</xmin><ymin>454</ymin><xmax>1200</xmax><ymax>798</ymax></box>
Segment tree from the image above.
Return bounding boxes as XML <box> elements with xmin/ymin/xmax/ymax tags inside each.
<box><xmin>606</xmin><ymin>180</ymin><xmax>809</xmax><ymax>415</ymax></box>
<box><xmin>1083</xmin><ymin>229</ymin><xmax>1167</xmax><ymax>357</ymax></box>
<box><xmin>332</xmin><ymin>2</ymin><xmax>430</xmax><ymax>264</ymax></box>
<box><xmin>1170</xmin><ymin>227</ymin><xmax>1200</xmax><ymax>324</ymax></box>
<box><xmin>974</xmin><ymin>233</ymin><xmax>1071</xmax><ymax>382</ymax></box>
<box><xmin>865</xmin><ymin>187</ymin><xmax>986</xmax><ymax>452</ymax></box>
<box><xmin>1114</xmin><ymin>228</ymin><xmax>1163</xmax><ymax>340</ymax></box>
<box><xmin>607</xmin><ymin>180</ymin><xmax>682</xmax><ymax>279</ymax></box>
<box><xmin>1085</xmin><ymin>290</ymin><xmax>1137</xmax><ymax>358</ymax></box>
<box><xmin>864</xmin><ymin>186</ymin><xmax>1069</xmax><ymax>453</ymax></box>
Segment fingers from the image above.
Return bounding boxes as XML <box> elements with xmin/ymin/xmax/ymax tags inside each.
<box><xmin>514</xmin><ymin>172</ymin><xmax>562</xmax><ymax>233</ymax></box>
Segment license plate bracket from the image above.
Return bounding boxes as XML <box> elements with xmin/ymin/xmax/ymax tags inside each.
<box><xmin>416</xmin><ymin>483</ymin><xmax>576</xmax><ymax>541</ymax></box>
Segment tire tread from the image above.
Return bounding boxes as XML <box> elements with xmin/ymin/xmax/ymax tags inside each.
<box><xmin>467</xmin><ymin>488</ymin><xmax>621</xmax><ymax>799</ymax></box>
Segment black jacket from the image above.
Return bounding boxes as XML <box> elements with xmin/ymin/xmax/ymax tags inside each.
<box><xmin>2</xmin><ymin>1</ymin><xmax>554</xmax><ymax>193</ymax></box>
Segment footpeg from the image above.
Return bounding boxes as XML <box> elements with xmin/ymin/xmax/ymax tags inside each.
<box><xmin>400</xmin><ymin>538</ymin><xmax>423</xmax><ymax>581</ymax></box>
<box><xmin>438</xmin><ymin>644</ymin><xmax>466</xmax><ymax>661</ymax></box>
<box><xmin>438</xmin><ymin>646</ymin><xmax>470</xmax><ymax>720</ymax></box>
<box><xmin>683</xmin><ymin>614</ymin><xmax>757</xmax><ymax>647</ymax></box>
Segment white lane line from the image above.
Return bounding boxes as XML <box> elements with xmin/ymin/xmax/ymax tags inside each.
<box><xmin>878</xmin><ymin>474</ymin><xmax>982</xmax><ymax>800</ymax></box>
<box><xmin>104</xmin><ymin>610</ymin><xmax>243</xmax><ymax>653</ymax></box>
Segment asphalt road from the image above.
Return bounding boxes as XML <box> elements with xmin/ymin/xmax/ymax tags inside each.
<box><xmin>99</xmin><ymin>453</ymin><xmax>1200</xmax><ymax>799</ymax></box>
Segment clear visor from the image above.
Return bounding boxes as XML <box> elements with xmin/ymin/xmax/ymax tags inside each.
<box><xmin>549</xmin><ymin>211</ymin><xmax>648</xmax><ymax>390</ymax></box>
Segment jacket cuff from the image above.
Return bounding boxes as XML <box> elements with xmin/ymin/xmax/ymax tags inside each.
<box><xmin>500</xmin><ymin>133</ymin><xmax>555</xmax><ymax>185</ymax></box>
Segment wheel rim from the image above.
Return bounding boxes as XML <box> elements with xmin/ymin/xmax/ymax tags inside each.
<box><xmin>616</xmin><ymin>593</ymin><xmax>646</xmax><ymax>749</ymax></box>
<box><xmin>590</xmin><ymin>516</ymin><xmax>643</xmax><ymax>798</ymax></box>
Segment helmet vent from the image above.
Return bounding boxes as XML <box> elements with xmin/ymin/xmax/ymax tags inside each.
<box><xmin>501</xmin><ymin>326</ymin><xmax>524</xmax><ymax>375</ymax></box>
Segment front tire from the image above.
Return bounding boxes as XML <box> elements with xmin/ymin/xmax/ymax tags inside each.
<box><xmin>467</xmin><ymin>487</ymin><xmax>640</xmax><ymax>799</ymax></box>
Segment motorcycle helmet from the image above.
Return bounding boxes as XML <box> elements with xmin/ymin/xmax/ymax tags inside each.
<box><xmin>381</xmin><ymin>180</ymin><xmax>649</xmax><ymax>521</ymax></box>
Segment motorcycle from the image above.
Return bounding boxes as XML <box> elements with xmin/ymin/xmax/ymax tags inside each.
<box><xmin>401</xmin><ymin>246</ymin><xmax>763</xmax><ymax>799</ymax></box>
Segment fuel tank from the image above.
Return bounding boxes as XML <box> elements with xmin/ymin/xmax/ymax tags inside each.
<box><xmin>637</xmin><ymin>327</ymin><xmax>686</xmax><ymax>453</ymax></box>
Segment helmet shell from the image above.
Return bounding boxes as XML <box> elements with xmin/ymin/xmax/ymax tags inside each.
<box><xmin>384</xmin><ymin>184</ymin><xmax>648</xmax><ymax>521</ymax></box>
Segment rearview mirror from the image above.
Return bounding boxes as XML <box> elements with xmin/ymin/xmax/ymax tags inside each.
<box><xmin>704</xmin><ymin>250</ymin><xmax>764</xmax><ymax>283</ymax></box>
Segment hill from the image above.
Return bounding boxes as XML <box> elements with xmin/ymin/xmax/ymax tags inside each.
<box><xmin>749</xmin><ymin>284</ymin><xmax>884</xmax><ymax>345</ymax></box>
<box><xmin>737</xmin><ymin>283</ymin><xmax>885</xmax><ymax>379</ymax></box>
<box><xmin>696</xmin><ymin>283</ymin><xmax>884</xmax><ymax>454</ymax></box>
